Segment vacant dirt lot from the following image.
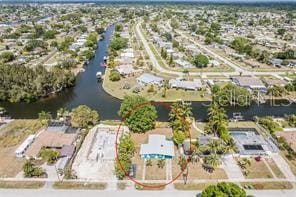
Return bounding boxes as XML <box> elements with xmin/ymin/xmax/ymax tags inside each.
<box><xmin>0</xmin><ymin>120</ymin><xmax>42</xmax><ymax>177</ymax></box>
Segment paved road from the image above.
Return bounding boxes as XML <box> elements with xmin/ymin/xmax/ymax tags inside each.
<box><xmin>137</xmin><ymin>21</ymin><xmax>289</xmax><ymax>78</ymax></box>
<box><xmin>1</xmin><ymin>188</ymin><xmax>296</xmax><ymax>197</ymax></box>
<box><xmin>135</xmin><ymin>22</ymin><xmax>182</xmax><ymax>77</ymax></box>
<box><xmin>173</xmin><ymin>28</ymin><xmax>288</xmax><ymax>77</ymax></box>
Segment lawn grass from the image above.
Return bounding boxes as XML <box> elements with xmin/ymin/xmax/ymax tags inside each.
<box><xmin>241</xmin><ymin>182</ymin><xmax>293</xmax><ymax>190</ymax></box>
<box><xmin>53</xmin><ymin>182</ymin><xmax>106</xmax><ymax>190</ymax></box>
<box><xmin>0</xmin><ymin>181</ymin><xmax>45</xmax><ymax>189</ymax></box>
<box><xmin>135</xmin><ymin>183</ymin><xmax>166</xmax><ymax>190</ymax></box>
<box><xmin>100</xmin><ymin>120</ymin><xmax>122</xmax><ymax>126</ymax></box>
<box><xmin>103</xmin><ymin>67</ymin><xmax>211</xmax><ymax>102</ymax></box>
<box><xmin>0</xmin><ymin>120</ymin><xmax>43</xmax><ymax>177</ymax></box>
<box><xmin>244</xmin><ymin>159</ymin><xmax>273</xmax><ymax>179</ymax></box>
<box><xmin>174</xmin><ymin>183</ymin><xmax>214</xmax><ymax>190</ymax></box>
<box><xmin>117</xmin><ymin>182</ymin><xmax>126</xmax><ymax>190</ymax></box>
<box><xmin>265</xmin><ymin>158</ymin><xmax>286</xmax><ymax>178</ymax></box>
<box><xmin>145</xmin><ymin>160</ymin><xmax>166</xmax><ymax>180</ymax></box>
<box><xmin>172</xmin><ymin>150</ymin><xmax>227</xmax><ymax>180</ymax></box>
<box><xmin>280</xmin><ymin>151</ymin><xmax>296</xmax><ymax>176</ymax></box>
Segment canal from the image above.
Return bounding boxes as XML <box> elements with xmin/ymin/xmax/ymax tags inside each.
<box><xmin>1</xmin><ymin>25</ymin><xmax>295</xmax><ymax>121</ymax></box>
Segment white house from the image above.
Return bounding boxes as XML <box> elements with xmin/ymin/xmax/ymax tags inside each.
<box><xmin>137</xmin><ymin>73</ymin><xmax>164</xmax><ymax>86</ymax></box>
<box><xmin>169</xmin><ymin>79</ymin><xmax>202</xmax><ymax>91</ymax></box>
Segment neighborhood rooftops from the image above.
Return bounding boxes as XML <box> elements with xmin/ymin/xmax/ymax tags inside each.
<box><xmin>140</xmin><ymin>135</ymin><xmax>175</xmax><ymax>159</ymax></box>
<box><xmin>137</xmin><ymin>73</ymin><xmax>164</xmax><ymax>86</ymax></box>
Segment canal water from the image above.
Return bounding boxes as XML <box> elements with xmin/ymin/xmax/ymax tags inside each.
<box><xmin>1</xmin><ymin>25</ymin><xmax>295</xmax><ymax>121</ymax></box>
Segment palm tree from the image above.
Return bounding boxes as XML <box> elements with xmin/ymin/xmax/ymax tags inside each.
<box><xmin>203</xmin><ymin>153</ymin><xmax>222</xmax><ymax>169</ymax></box>
<box><xmin>178</xmin><ymin>156</ymin><xmax>189</xmax><ymax>184</ymax></box>
<box><xmin>162</xmin><ymin>80</ymin><xmax>169</xmax><ymax>98</ymax></box>
<box><xmin>57</xmin><ymin>107</ymin><xmax>69</xmax><ymax>119</ymax></box>
<box><xmin>200</xmin><ymin>139</ymin><xmax>227</xmax><ymax>171</ymax></box>
<box><xmin>200</xmin><ymin>139</ymin><xmax>226</xmax><ymax>155</ymax></box>
<box><xmin>205</xmin><ymin>103</ymin><xmax>228</xmax><ymax>137</ymax></box>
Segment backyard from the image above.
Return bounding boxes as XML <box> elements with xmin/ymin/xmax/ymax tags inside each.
<box><xmin>0</xmin><ymin>120</ymin><xmax>43</xmax><ymax>177</ymax></box>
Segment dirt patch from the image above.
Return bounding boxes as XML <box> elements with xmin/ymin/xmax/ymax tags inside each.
<box><xmin>0</xmin><ymin>120</ymin><xmax>43</xmax><ymax>177</ymax></box>
<box><xmin>174</xmin><ymin>183</ymin><xmax>214</xmax><ymax>190</ymax></box>
<box><xmin>241</xmin><ymin>182</ymin><xmax>293</xmax><ymax>190</ymax></box>
<box><xmin>0</xmin><ymin>181</ymin><xmax>45</xmax><ymax>189</ymax></box>
<box><xmin>53</xmin><ymin>181</ymin><xmax>106</xmax><ymax>190</ymax></box>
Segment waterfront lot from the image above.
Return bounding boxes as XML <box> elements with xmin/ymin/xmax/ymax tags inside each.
<box><xmin>0</xmin><ymin>120</ymin><xmax>42</xmax><ymax>177</ymax></box>
<box><xmin>103</xmin><ymin>68</ymin><xmax>212</xmax><ymax>102</ymax></box>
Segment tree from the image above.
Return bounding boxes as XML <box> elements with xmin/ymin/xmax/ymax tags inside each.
<box><xmin>23</xmin><ymin>160</ymin><xmax>45</xmax><ymax>178</ymax></box>
<box><xmin>169</xmin><ymin>102</ymin><xmax>193</xmax><ymax>145</ymax></box>
<box><xmin>157</xmin><ymin>159</ymin><xmax>165</xmax><ymax>169</ymax></box>
<box><xmin>193</xmin><ymin>54</ymin><xmax>209</xmax><ymax>68</ymax></box>
<box><xmin>230</xmin><ymin>37</ymin><xmax>253</xmax><ymax>55</ymax></box>
<box><xmin>0</xmin><ymin>51</ymin><xmax>15</xmax><ymax>63</ymax></box>
<box><xmin>173</xmin><ymin>130</ymin><xmax>186</xmax><ymax>145</ymax></box>
<box><xmin>200</xmin><ymin>139</ymin><xmax>227</xmax><ymax>170</ymax></box>
<box><xmin>267</xmin><ymin>85</ymin><xmax>287</xmax><ymax>97</ymax></box>
<box><xmin>71</xmin><ymin>105</ymin><xmax>99</xmax><ymax>128</ymax></box>
<box><xmin>203</xmin><ymin>153</ymin><xmax>221</xmax><ymax>169</ymax></box>
<box><xmin>40</xmin><ymin>149</ymin><xmax>60</xmax><ymax>164</ymax></box>
<box><xmin>38</xmin><ymin>111</ymin><xmax>52</xmax><ymax>125</ymax></box>
<box><xmin>277</xmin><ymin>28</ymin><xmax>286</xmax><ymax>36</ymax></box>
<box><xmin>213</xmin><ymin>83</ymin><xmax>251</xmax><ymax>107</ymax></box>
<box><xmin>43</xmin><ymin>30</ymin><xmax>57</xmax><ymax>39</ymax></box>
<box><xmin>115</xmin><ymin>134</ymin><xmax>135</xmax><ymax>179</ymax></box>
<box><xmin>204</xmin><ymin>103</ymin><xmax>230</xmax><ymax>142</ymax></box>
<box><xmin>0</xmin><ymin>64</ymin><xmax>75</xmax><ymax>103</ymax></box>
<box><xmin>257</xmin><ymin>116</ymin><xmax>282</xmax><ymax>134</ymax></box>
<box><xmin>57</xmin><ymin>107</ymin><xmax>69</xmax><ymax>119</ymax></box>
<box><xmin>115</xmin><ymin>24</ymin><xmax>123</xmax><ymax>32</ymax></box>
<box><xmin>178</xmin><ymin>156</ymin><xmax>188</xmax><ymax>184</ymax></box>
<box><xmin>119</xmin><ymin>96</ymin><xmax>157</xmax><ymax>133</ymax></box>
<box><xmin>95</xmin><ymin>27</ymin><xmax>105</xmax><ymax>34</ymax></box>
<box><xmin>109</xmin><ymin>69</ymin><xmax>121</xmax><ymax>81</ymax></box>
<box><xmin>110</xmin><ymin>36</ymin><xmax>128</xmax><ymax>51</ymax></box>
<box><xmin>201</xmin><ymin>182</ymin><xmax>246</xmax><ymax>197</ymax></box>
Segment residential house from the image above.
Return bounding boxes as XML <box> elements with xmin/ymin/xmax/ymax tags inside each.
<box><xmin>137</xmin><ymin>73</ymin><xmax>164</xmax><ymax>86</ymax></box>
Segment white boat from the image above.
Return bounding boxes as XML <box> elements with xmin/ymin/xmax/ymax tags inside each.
<box><xmin>103</xmin><ymin>56</ymin><xmax>108</xmax><ymax>62</ymax></box>
<box><xmin>96</xmin><ymin>72</ymin><xmax>103</xmax><ymax>80</ymax></box>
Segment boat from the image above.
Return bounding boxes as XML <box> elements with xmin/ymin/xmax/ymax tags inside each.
<box><xmin>101</xmin><ymin>63</ymin><xmax>106</xmax><ymax>67</ymax></box>
<box><xmin>96</xmin><ymin>72</ymin><xmax>103</xmax><ymax>81</ymax></box>
<box><xmin>83</xmin><ymin>60</ymin><xmax>89</xmax><ymax>66</ymax></box>
<box><xmin>103</xmin><ymin>56</ymin><xmax>108</xmax><ymax>62</ymax></box>
<box><xmin>232</xmin><ymin>112</ymin><xmax>244</xmax><ymax>121</ymax></box>
<box><xmin>99</xmin><ymin>34</ymin><xmax>105</xmax><ymax>41</ymax></box>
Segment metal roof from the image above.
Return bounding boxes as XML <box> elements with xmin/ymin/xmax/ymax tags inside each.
<box><xmin>140</xmin><ymin>135</ymin><xmax>175</xmax><ymax>157</ymax></box>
